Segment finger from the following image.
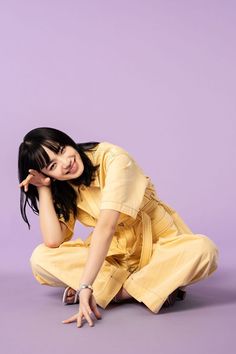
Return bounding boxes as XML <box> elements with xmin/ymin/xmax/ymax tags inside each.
<box><xmin>26</xmin><ymin>174</ymin><xmax>34</xmax><ymax>181</ymax></box>
<box><xmin>28</xmin><ymin>169</ymin><xmax>37</xmax><ymax>176</ymax></box>
<box><xmin>45</xmin><ymin>177</ymin><xmax>51</xmax><ymax>183</ymax></box>
<box><xmin>77</xmin><ymin>313</ymin><xmax>84</xmax><ymax>328</ymax></box>
<box><xmin>25</xmin><ymin>175</ymin><xmax>34</xmax><ymax>192</ymax></box>
<box><xmin>19</xmin><ymin>174</ymin><xmax>33</xmax><ymax>187</ymax></box>
<box><xmin>91</xmin><ymin>302</ymin><xmax>102</xmax><ymax>320</ymax></box>
<box><xmin>23</xmin><ymin>177</ymin><xmax>33</xmax><ymax>191</ymax></box>
<box><xmin>19</xmin><ymin>180</ymin><xmax>25</xmax><ymax>187</ymax></box>
<box><xmin>90</xmin><ymin>296</ymin><xmax>102</xmax><ymax>319</ymax></box>
<box><xmin>62</xmin><ymin>313</ymin><xmax>78</xmax><ymax>324</ymax></box>
<box><xmin>83</xmin><ymin>307</ymin><xmax>94</xmax><ymax>327</ymax></box>
<box><xmin>29</xmin><ymin>169</ymin><xmax>36</xmax><ymax>176</ymax></box>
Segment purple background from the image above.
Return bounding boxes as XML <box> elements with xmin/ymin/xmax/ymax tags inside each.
<box><xmin>0</xmin><ymin>1</ymin><xmax>235</xmax><ymax>353</ymax></box>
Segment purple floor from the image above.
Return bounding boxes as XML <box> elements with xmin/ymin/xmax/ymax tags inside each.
<box><xmin>1</xmin><ymin>0</ymin><xmax>235</xmax><ymax>352</ymax></box>
<box><xmin>1</xmin><ymin>260</ymin><xmax>235</xmax><ymax>354</ymax></box>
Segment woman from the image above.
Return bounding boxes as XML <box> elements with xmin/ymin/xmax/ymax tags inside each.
<box><xmin>18</xmin><ymin>127</ymin><xmax>219</xmax><ymax>328</ymax></box>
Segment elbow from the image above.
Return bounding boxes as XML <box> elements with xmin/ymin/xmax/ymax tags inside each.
<box><xmin>44</xmin><ymin>241</ymin><xmax>61</xmax><ymax>248</ymax></box>
<box><xmin>43</xmin><ymin>234</ymin><xmax>63</xmax><ymax>248</ymax></box>
<box><xmin>42</xmin><ymin>228</ymin><xmax>68</xmax><ymax>248</ymax></box>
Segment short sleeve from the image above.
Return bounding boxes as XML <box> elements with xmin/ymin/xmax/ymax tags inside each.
<box><xmin>58</xmin><ymin>211</ymin><xmax>76</xmax><ymax>242</ymax></box>
<box><xmin>100</xmin><ymin>153</ymin><xmax>149</xmax><ymax>219</ymax></box>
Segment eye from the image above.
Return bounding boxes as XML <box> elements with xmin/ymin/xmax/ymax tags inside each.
<box><xmin>49</xmin><ymin>163</ymin><xmax>56</xmax><ymax>171</ymax></box>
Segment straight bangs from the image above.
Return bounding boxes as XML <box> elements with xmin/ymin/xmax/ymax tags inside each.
<box><xmin>27</xmin><ymin>143</ymin><xmax>51</xmax><ymax>171</ymax></box>
<box><xmin>19</xmin><ymin>141</ymin><xmax>62</xmax><ymax>183</ymax></box>
<box><xmin>29</xmin><ymin>143</ymin><xmax>53</xmax><ymax>171</ymax></box>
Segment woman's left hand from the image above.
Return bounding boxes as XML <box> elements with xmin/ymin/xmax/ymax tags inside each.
<box><xmin>62</xmin><ymin>289</ymin><xmax>102</xmax><ymax>328</ymax></box>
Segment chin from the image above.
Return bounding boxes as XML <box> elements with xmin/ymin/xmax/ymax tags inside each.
<box><xmin>66</xmin><ymin>171</ymin><xmax>82</xmax><ymax>181</ymax></box>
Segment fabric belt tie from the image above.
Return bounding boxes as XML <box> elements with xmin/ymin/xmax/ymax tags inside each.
<box><xmin>136</xmin><ymin>211</ymin><xmax>153</xmax><ymax>271</ymax></box>
<box><xmin>135</xmin><ymin>198</ymin><xmax>185</xmax><ymax>272</ymax></box>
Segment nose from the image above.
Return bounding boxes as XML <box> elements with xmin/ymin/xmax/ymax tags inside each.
<box><xmin>60</xmin><ymin>156</ymin><xmax>70</xmax><ymax>170</ymax></box>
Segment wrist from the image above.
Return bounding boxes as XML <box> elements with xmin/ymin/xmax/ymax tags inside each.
<box><xmin>76</xmin><ymin>283</ymin><xmax>93</xmax><ymax>296</ymax></box>
<box><xmin>37</xmin><ymin>185</ymin><xmax>51</xmax><ymax>192</ymax></box>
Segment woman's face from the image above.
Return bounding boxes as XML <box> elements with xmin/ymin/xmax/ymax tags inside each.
<box><xmin>40</xmin><ymin>145</ymin><xmax>84</xmax><ymax>181</ymax></box>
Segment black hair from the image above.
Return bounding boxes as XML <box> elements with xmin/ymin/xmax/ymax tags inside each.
<box><xmin>18</xmin><ymin>127</ymin><xmax>100</xmax><ymax>229</ymax></box>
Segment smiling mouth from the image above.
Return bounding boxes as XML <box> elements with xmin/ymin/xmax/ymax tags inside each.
<box><xmin>66</xmin><ymin>159</ymin><xmax>76</xmax><ymax>174</ymax></box>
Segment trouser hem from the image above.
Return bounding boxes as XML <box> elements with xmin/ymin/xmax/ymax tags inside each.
<box><xmin>123</xmin><ymin>275</ymin><xmax>167</xmax><ymax>313</ymax></box>
<box><xmin>94</xmin><ymin>267</ymin><xmax>131</xmax><ymax>309</ymax></box>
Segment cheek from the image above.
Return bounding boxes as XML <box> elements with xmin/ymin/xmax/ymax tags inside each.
<box><xmin>78</xmin><ymin>159</ymin><xmax>84</xmax><ymax>171</ymax></box>
<box><xmin>50</xmin><ymin>168</ymin><xmax>61</xmax><ymax>177</ymax></box>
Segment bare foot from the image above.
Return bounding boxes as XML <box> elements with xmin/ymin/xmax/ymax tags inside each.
<box><xmin>113</xmin><ymin>286</ymin><xmax>133</xmax><ymax>302</ymax></box>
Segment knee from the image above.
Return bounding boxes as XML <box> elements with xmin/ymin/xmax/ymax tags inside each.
<box><xmin>29</xmin><ymin>244</ymin><xmax>54</xmax><ymax>285</ymax></box>
<box><xmin>194</xmin><ymin>234</ymin><xmax>219</xmax><ymax>266</ymax></box>
<box><xmin>30</xmin><ymin>243</ymin><xmax>48</xmax><ymax>271</ymax></box>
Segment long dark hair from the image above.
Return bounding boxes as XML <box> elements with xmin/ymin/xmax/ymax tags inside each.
<box><xmin>18</xmin><ymin>127</ymin><xmax>100</xmax><ymax>229</ymax></box>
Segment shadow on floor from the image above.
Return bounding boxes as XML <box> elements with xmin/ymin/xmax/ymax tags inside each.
<box><xmin>43</xmin><ymin>266</ymin><xmax>236</xmax><ymax>315</ymax></box>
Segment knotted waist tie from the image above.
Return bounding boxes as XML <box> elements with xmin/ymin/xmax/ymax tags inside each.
<box><xmin>120</xmin><ymin>196</ymin><xmax>172</xmax><ymax>272</ymax></box>
<box><xmin>126</xmin><ymin>197</ymin><xmax>192</xmax><ymax>272</ymax></box>
<box><xmin>136</xmin><ymin>197</ymin><xmax>165</xmax><ymax>271</ymax></box>
<box><xmin>136</xmin><ymin>210</ymin><xmax>153</xmax><ymax>271</ymax></box>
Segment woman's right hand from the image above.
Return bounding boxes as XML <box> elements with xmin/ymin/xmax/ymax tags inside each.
<box><xmin>19</xmin><ymin>169</ymin><xmax>52</xmax><ymax>192</ymax></box>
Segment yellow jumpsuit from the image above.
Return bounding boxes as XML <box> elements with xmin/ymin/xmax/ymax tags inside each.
<box><xmin>30</xmin><ymin>142</ymin><xmax>219</xmax><ymax>313</ymax></box>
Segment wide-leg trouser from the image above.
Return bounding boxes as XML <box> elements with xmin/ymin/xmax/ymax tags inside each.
<box><xmin>30</xmin><ymin>221</ymin><xmax>219</xmax><ymax>313</ymax></box>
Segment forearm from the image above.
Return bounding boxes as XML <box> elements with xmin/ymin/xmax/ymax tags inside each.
<box><xmin>38</xmin><ymin>186</ymin><xmax>63</xmax><ymax>247</ymax></box>
<box><xmin>79</xmin><ymin>226</ymin><xmax>114</xmax><ymax>286</ymax></box>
